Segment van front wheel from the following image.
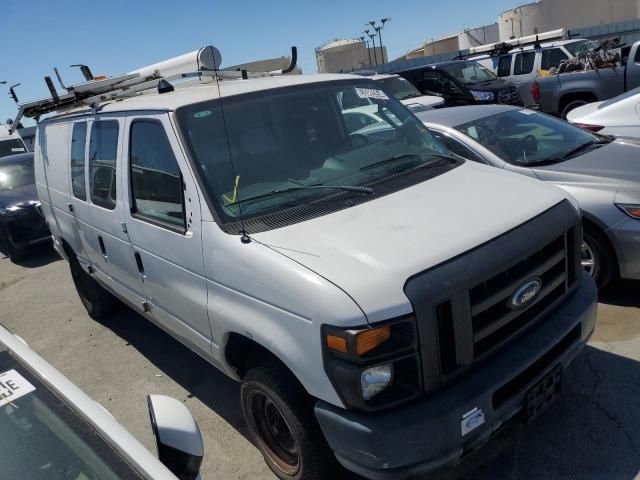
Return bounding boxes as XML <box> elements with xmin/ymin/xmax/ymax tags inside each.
<box><xmin>69</xmin><ymin>258</ymin><xmax>115</xmax><ymax>320</ymax></box>
<box><xmin>241</xmin><ymin>364</ymin><xmax>335</xmax><ymax>480</ymax></box>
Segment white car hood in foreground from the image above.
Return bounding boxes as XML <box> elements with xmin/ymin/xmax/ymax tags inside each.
<box><xmin>254</xmin><ymin>162</ymin><xmax>569</xmax><ymax>323</ymax></box>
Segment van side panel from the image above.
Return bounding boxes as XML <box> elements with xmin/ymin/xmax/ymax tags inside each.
<box><xmin>37</xmin><ymin>122</ymin><xmax>83</xmax><ymax>257</ymax></box>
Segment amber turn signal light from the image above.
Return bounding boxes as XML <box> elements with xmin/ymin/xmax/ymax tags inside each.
<box><xmin>356</xmin><ymin>326</ymin><xmax>391</xmax><ymax>356</ymax></box>
<box><xmin>326</xmin><ymin>335</ymin><xmax>348</xmax><ymax>354</ymax></box>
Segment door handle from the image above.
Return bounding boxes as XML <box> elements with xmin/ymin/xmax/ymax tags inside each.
<box><xmin>134</xmin><ymin>252</ymin><xmax>146</xmax><ymax>279</ymax></box>
<box><xmin>67</xmin><ymin>203</ymin><xmax>74</xmax><ymax>213</ymax></box>
<box><xmin>97</xmin><ymin>235</ymin><xmax>108</xmax><ymax>259</ymax></box>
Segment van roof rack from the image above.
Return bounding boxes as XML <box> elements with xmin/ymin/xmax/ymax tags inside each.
<box><xmin>463</xmin><ymin>29</ymin><xmax>568</xmax><ymax>58</ymax></box>
<box><xmin>9</xmin><ymin>45</ymin><xmax>298</xmax><ymax>133</ymax></box>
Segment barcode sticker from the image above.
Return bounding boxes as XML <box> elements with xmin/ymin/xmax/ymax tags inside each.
<box><xmin>355</xmin><ymin>88</ymin><xmax>389</xmax><ymax>100</ymax></box>
<box><xmin>0</xmin><ymin>370</ymin><xmax>36</xmax><ymax>407</ymax></box>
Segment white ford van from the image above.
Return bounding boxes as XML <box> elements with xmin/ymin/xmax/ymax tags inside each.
<box><xmin>28</xmin><ymin>50</ymin><xmax>597</xmax><ymax>480</ymax></box>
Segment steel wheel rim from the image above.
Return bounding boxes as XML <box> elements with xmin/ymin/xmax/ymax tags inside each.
<box><xmin>248</xmin><ymin>391</ymin><xmax>300</xmax><ymax>475</ymax></box>
<box><xmin>581</xmin><ymin>240</ymin><xmax>596</xmax><ymax>276</ymax></box>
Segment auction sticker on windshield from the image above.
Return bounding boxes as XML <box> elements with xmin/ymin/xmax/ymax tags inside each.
<box><xmin>355</xmin><ymin>88</ymin><xmax>389</xmax><ymax>100</ymax></box>
<box><xmin>0</xmin><ymin>369</ymin><xmax>35</xmax><ymax>407</ymax></box>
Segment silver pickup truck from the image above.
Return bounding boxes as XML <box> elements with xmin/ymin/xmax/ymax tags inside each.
<box><xmin>531</xmin><ymin>40</ymin><xmax>640</xmax><ymax>118</ymax></box>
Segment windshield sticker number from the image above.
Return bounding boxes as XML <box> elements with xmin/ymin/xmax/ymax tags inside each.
<box><xmin>355</xmin><ymin>88</ymin><xmax>389</xmax><ymax>100</ymax></box>
<box><xmin>0</xmin><ymin>370</ymin><xmax>36</xmax><ymax>407</ymax></box>
<box><xmin>11</xmin><ymin>148</ymin><xmax>26</xmax><ymax>152</ymax></box>
<box><xmin>194</xmin><ymin>111</ymin><xmax>212</xmax><ymax>119</ymax></box>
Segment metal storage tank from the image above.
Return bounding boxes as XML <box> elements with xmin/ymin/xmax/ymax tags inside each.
<box><xmin>316</xmin><ymin>39</ymin><xmax>382</xmax><ymax>73</ymax></box>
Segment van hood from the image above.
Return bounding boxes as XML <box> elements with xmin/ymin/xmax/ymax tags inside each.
<box><xmin>532</xmin><ymin>139</ymin><xmax>640</xmax><ymax>190</ymax></box>
<box><xmin>253</xmin><ymin>162</ymin><xmax>569</xmax><ymax>323</ymax></box>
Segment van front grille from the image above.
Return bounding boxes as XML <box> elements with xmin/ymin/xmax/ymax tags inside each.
<box><xmin>433</xmin><ymin>228</ymin><xmax>578</xmax><ymax>379</ymax></box>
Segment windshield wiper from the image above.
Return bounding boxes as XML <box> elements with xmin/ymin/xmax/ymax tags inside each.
<box><xmin>360</xmin><ymin>153</ymin><xmax>457</xmax><ymax>172</ymax></box>
<box><xmin>558</xmin><ymin>140</ymin><xmax>607</xmax><ymax>160</ymax></box>
<box><xmin>225</xmin><ymin>184</ymin><xmax>374</xmax><ymax>207</ymax></box>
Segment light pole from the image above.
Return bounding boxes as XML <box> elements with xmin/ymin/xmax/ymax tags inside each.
<box><xmin>368</xmin><ymin>33</ymin><xmax>378</xmax><ymax>65</ymax></box>
<box><xmin>364</xmin><ymin>28</ymin><xmax>378</xmax><ymax>65</ymax></box>
<box><xmin>360</xmin><ymin>36</ymin><xmax>372</xmax><ymax>65</ymax></box>
<box><xmin>378</xmin><ymin>18</ymin><xmax>390</xmax><ymax>63</ymax></box>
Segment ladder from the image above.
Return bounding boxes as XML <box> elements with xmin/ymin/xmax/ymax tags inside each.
<box><xmin>9</xmin><ymin>45</ymin><xmax>297</xmax><ymax>133</ymax></box>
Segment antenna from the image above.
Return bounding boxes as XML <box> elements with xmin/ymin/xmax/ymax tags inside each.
<box><xmin>70</xmin><ymin>64</ymin><xmax>94</xmax><ymax>81</ymax></box>
<box><xmin>9</xmin><ymin>83</ymin><xmax>20</xmax><ymax>103</ymax></box>
<box><xmin>210</xmin><ymin>51</ymin><xmax>251</xmax><ymax>244</ymax></box>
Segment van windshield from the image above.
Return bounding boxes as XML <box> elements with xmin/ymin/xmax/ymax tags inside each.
<box><xmin>176</xmin><ymin>80</ymin><xmax>456</xmax><ymax>223</ymax></box>
<box><xmin>0</xmin><ymin>158</ymin><xmax>35</xmax><ymax>191</ymax></box>
<box><xmin>0</xmin><ymin>139</ymin><xmax>27</xmax><ymax>159</ymax></box>
<box><xmin>439</xmin><ymin>61</ymin><xmax>497</xmax><ymax>85</ymax></box>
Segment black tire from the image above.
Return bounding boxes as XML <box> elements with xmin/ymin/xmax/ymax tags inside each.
<box><xmin>241</xmin><ymin>363</ymin><xmax>336</xmax><ymax>480</ymax></box>
<box><xmin>561</xmin><ymin>99</ymin><xmax>589</xmax><ymax>119</ymax></box>
<box><xmin>69</xmin><ymin>256</ymin><xmax>116</xmax><ymax>320</ymax></box>
<box><xmin>7</xmin><ymin>240</ymin><xmax>27</xmax><ymax>262</ymax></box>
<box><xmin>582</xmin><ymin>225</ymin><xmax>615</xmax><ymax>290</ymax></box>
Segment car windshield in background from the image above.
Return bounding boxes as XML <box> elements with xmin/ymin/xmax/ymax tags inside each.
<box><xmin>440</xmin><ymin>61</ymin><xmax>497</xmax><ymax>85</ymax></box>
<box><xmin>0</xmin><ymin>350</ymin><xmax>144</xmax><ymax>479</ymax></box>
<box><xmin>0</xmin><ymin>159</ymin><xmax>35</xmax><ymax>191</ymax></box>
<box><xmin>177</xmin><ymin>81</ymin><xmax>454</xmax><ymax>222</ymax></box>
<box><xmin>455</xmin><ymin>109</ymin><xmax>604</xmax><ymax>166</ymax></box>
<box><xmin>376</xmin><ymin>76</ymin><xmax>422</xmax><ymax>100</ymax></box>
<box><xmin>0</xmin><ymin>139</ymin><xmax>27</xmax><ymax>159</ymax></box>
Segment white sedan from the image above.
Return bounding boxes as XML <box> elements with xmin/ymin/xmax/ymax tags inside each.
<box><xmin>567</xmin><ymin>87</ymin><xmax>640</xmax><ymax>138</ymax></box>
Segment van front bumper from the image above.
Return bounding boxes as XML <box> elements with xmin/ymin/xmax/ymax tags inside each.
<box><xmin>314</xmin><ymin>274</ymin><xmax>597</xmax><ymax>480</ymax></box>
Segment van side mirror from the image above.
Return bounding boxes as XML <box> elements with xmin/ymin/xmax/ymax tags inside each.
<box><xmin>147</xmin><ymin>395</ymin><xmax>204</xmax><ymax>480</ymax></box>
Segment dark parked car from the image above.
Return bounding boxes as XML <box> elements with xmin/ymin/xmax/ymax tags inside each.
<box><xmin>394</xmin><ymin>60</ymin><xmax>523</xmax><ymax>107</ymax></box>
<box><xmin>0</xmin><ymin>153</ymin><xmax>50</xmax><ymax>261</ymax></box>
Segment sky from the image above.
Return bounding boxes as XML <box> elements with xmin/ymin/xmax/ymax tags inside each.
<box><xmin>0</xmin><ymin>0</ymin><xmax>520</xmax><ymax>125</ymax></box>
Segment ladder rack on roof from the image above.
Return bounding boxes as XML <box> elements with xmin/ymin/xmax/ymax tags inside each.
<box><xmin>466</xmin><ymin>29</ymin><xmax>568</xmax><ymax>58</ymax></box>
<box><xmin>9</xmin><ymin>45</ymin><xmax>298</xmax><ymax>134</ymax></box>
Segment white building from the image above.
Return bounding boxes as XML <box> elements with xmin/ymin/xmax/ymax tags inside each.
<box><xmin>316</xmin><ymin>39</ymin><xmax>387</xmax><ymax>73</ymax></box>
<box><xmin>498</xmin><ymin>0</ymin><xmax>640</xmax><ymax>40</ymax></box>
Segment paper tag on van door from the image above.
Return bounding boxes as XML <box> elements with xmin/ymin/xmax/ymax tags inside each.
<box><xmin>0</xmin><ymin>370</ymin><xmax>36</xmax><ymax>407</ymax></box>
<box><xmin>355</xmin><ymin>88</ymin><xmax>389</xmax><ymax>100</ymax></box>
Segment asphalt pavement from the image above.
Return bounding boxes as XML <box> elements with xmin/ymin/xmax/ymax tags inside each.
<box><xmin>0</xmin><ymin>245</ymin><xmax>638</xmax><ymax>480</ymax></box>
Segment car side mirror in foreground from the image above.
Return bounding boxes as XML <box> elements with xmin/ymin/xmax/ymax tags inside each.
<box><xmin>147</xmin><ymin>395</ymin><xmax>204</xmax><ymax>480</ymax></box>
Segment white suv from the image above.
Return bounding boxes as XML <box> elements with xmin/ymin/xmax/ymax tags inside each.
<box><xmin>30</xmin><ymin>59</ymin><xmax>597</xmax><ymax>480</ymax></box>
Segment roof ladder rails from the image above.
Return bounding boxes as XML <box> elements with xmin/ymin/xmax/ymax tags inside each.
<box><xmin>9</xmin><ymin>44</ymin><xmax>298</xmax><ymax>133</ymax></box>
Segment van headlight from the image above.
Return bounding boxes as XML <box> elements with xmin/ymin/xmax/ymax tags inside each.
<box><xmin>361</xmin><ymin>364</ymin><xmax>393</xmax><ymax>401</ymax></box>
<box><xmin>322</xmin><ymin>316</ymin><xmax>421</xmax><ymax>411</ymax></box>
<box><xmin>470</xmin><ymin>90</ymin><xmax>495</xmax><ymax>102</ymax></box>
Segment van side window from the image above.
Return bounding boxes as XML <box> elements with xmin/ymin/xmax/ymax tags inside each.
<box><xmin>89</xmin><ymin>121</ymin><xmax>119</xmax><ymax>210</ymax></box>
<box><xmin>541</xmin><ymin>48</ymin><xmax>569</xmax><ymax>70</ymax></box>
<box><xmin>70</xmin><ymin>122</ymin><xmax>87</xmax><ymax>201</ymax></box>
<box><xmin>129</xmin><ymin>121</ymin><xmax>185</xmax><ymax>230</ymax></box>
<box><xmin>497</xmin><ymin>56</ymin><xmax>512</xmax><ymax>77</ymax></box>
<box><xmin>513</xmin><ymin>52</ymin><xmax>535</xmax><ymax>75</ymax></box>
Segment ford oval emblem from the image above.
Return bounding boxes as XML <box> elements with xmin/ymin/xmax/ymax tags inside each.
<box><xmin>508</xmin><ymin>278</ymin><xmax>542</xmax><ymax>310</ymax></box>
